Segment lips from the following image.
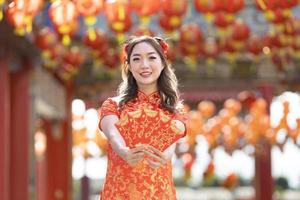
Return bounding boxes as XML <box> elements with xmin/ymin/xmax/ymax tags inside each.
<box><xmin>140</xmin><ymin>71</ymin><xmax>152</xmax><ymax>77</ymax></box>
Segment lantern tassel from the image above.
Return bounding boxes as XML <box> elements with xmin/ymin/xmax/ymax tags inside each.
<box><xmin>88</xmin><ymin>28</ymin><xmax>96</xmax><ymax>41</ymax></box>
<box><xmin>62</xmin><ymin>35</ymin><xmax>71</xmax><ymax>46</ymax></box>
<box><xmin>0</xmin><ymin>10</ymin><xmax>3</xmax><ymax>21</ymax></box>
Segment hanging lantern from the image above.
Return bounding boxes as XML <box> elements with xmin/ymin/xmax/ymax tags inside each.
<box><xmin>222</xmin><ymin>0</ymin><xmax>244</xmax><ymax>14</ymax></box>
<box><xmin>35</xmin><ymin>27</ymin><xmax>58</xmax><ymax>50</ymax></box>
<box><xmin>6</xmin><ymin>2</ymin><xmax>28</xmax><ymax>35</ymax></box>
<box><xmin>246</xmin><ymin>36</ymin><xmax>264</xmax><ymax>56</ymax></box>
<box><xmin>63</xmin><ymin>46</ymin><xmax>83</xmax><ymax>68</ymax></box>
<box><xmin>104</xmin><ymin>0</ymin><xmax>132</xmax><ymax>42</ymax></box>
<box><xmin>103</xmin><ymin>49</ymin><xmax>121</xmax><ymax>69</ymax></box>
<box><xmin>231</xmin><ymin>20</ymin><xmax>250</xmax><ymax>41</ymax></box>
<box><xmin>194</xmin><ymin>0</ymin><xmax>218</xmax><ymax>23</ymax></box>
<box><xmin>130</xmin><ymin>0</ymin><xmax>161</xmax><ymax>25</ymax></box>
<box><xmin>179</xmin><ymin>23</ymin><xmax>203</xmax><ymax>43</ymax></box>
<box><xmin>49</xmin><ymin>0</ymin><xmax>78</xmax><ymax>45</ymax></box>
<box><xmin>74</xmin><ymin>0</ymin><xmax>104</xmax><ymax>41</ymax></box>
<box><xmin>213</xmin><ymin>11</ymin><xmax>234</xmax><ymax>39</ymax></box>
<box><xmin>162</xmin><ymin>0</ymin><xmax>188</xmax><ymax>16</ymax></box>
<box><xmin>178</xmin><ymin>23</ymin><xmax>203</xmax><ymax>61</ymax></box>
<box><xmin>201</xmin><ymin>37</ymin><xmax>220</xmax><ymax>66</ymax></box>
<box><xmin>6</xmin><ymin>0</ymin><xmax>44</xmax><ymax>35</ymax></box>
<box><xmin>83</xmin><ymin>29</ymin><xmax>109</xmax><ymax>51</ymax></box>
<box><xmin>158</xmin><ymin>13</ymin><xmax>183</xmax><ymax>33</ymax></box>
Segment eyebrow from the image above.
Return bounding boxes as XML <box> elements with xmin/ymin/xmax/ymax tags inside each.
<box><xmin>132</xmin><ymin>52</ymin><xmax>157</xmax><ymax>57</ymax></box>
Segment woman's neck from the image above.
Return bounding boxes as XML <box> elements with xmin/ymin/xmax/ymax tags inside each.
<box><xmin>138</xmin><ymin>86</ymin><xmax>158</xmax><ymax>95</ymax></box>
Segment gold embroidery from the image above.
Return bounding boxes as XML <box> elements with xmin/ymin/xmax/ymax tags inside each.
<box><xmin>99</xmin><ymin>92</ymin><xmax>184</xmax><ymax>200</ymax></box>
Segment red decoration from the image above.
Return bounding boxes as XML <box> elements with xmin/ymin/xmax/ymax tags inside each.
<box><xmin>194</xmin><ymin>0</ymin><xmax>218</xmax><ymax>13</ymax></box>
<box><xmin>74</xmin><ymin>0</ymin><xmax>103</xmax><ymax>16</ymax></box>
<box><xmin>35</xmin><ymin>27</ymin><xmax>58</xmax><ymax>50</ymax></box>
<box><xmin>104</xmin><ymin>0</ymin><xmax>132</xmax><ymax>34</ymax></box>
<box><xmin>130</xmin><ymin>0</ymin><xmax>161</xmax><ymax>17</ymax></box>
<box><xmin>6</xmin><ymin>0</ymin><xmax>44</xmax><ymax>34</ymax></box>
<box><xmin>246</xmin><ymin>36</ymin><xmax>263</xmax><ymax>55</ymax></box>
<box><xmin>214</xmin><ymin>11</ymin><xmax>235</xmax><ymax>28</ymax></box>
<box><xmin>158</xmin><ymin>13</ymin><xmax>183</xmax><ymax>32</ymax></box>
<box><xmin>221</xmin><ymin>0</ymin><xmax>244</xmax><ymax>13</ymax></box>
<box><xmin>162</xmin><ymin>0</ymin><xmax>188</xmax><ymax>16</ymax></box>
<box><xmin>231</xmin><ymin>20</ymin><xmax>250</xmax><ymax>41</ymax></box>
<box><xmin>49</xmin><ymin>0</ymin><xmax>78</xmax><ymax>45</ymax></box>
<box><xmin>83</xmin><ymin>29</ymin><xmax>109</xmax><ymax>51</ymax></box>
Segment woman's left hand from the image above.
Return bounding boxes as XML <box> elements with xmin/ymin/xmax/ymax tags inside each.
<box><xmin>144</xmin><ymin>145</ymin><xmax>168</xmax><ymax>169</ymax></box>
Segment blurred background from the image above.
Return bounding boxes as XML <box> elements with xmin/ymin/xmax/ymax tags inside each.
<box><xmin>1</xmin><ymin>0</ymin><xmax>300</xmax><ymax>200</ymax></box>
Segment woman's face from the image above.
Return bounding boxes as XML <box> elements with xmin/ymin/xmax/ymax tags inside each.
<box><xmin>128</xmin><ymin>42</ymin><xmax>164</xmax><ymax>92</ymax></box>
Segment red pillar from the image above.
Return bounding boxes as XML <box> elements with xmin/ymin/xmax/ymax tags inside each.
<box><xmin>46</xmin><ymin>85</ymin><xmax>73</xmax><ymax>200</ymax></box>
<box><xmin>10</xmin><ymin>67</ymin><xmax>30</xmax><ymax>200</ymax></box>
<box><xmin>0</xmin><ymin>57</ymin><xmax>11</xmax><ymax>200</ymax></box>
<box><xmin>255</xmin><ymin>83</ymin><xmax>274</xmax><ymax>200</ymax></box>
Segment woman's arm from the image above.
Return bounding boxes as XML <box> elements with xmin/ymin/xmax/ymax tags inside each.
<box><xmin>100</xmin><ymin>115</ymin><xmax>145</xmax><ymax>166</ymax></box>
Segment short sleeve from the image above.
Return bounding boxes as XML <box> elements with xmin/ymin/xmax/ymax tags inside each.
<box><xmin>98</xmin><ymin>98</ymin><xmax>119</xmax><ymax>131</ymax></box>
<box><xmin>174</xmin><ymin>104</ymin><xmax>188</xmax><ymax>137</ymax></box>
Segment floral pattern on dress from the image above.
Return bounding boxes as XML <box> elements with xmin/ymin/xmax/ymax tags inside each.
<box><xmin>98</xmin><ymin>91</ymin><xmax>187</xmax><ymax>200</ymax></box>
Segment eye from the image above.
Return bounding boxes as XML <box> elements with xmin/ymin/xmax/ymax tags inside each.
<box><xmin>132</xmin><ymin>57</ymin><xmax>140</xmax><ymax>61</ymax></box>
<box><xmin>149</xmin><ymin>56</ymin><xmax>157</xmax><ymax>60</ymax></box>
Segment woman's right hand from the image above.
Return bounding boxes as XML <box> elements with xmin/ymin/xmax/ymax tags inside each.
<box><xmin>122</xmin><ymin>145</ymin><xmax>146</xmax><ymax>167</ymax></box>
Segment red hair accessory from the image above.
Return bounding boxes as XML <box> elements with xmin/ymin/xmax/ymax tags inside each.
<box><xmin>124</xmin><ymin>43</ymin><xmax>130</xmax><ymax>54</ymax></box>
<box><xmin>155</xmin><ymin>37</ymin><xmax>169</xmax><ymax>55</ymax></box>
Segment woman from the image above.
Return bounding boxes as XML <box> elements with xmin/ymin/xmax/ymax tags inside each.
<box><xmin>98</xmin><ymin>36</ymin><xmax>187</xmax><ymax>200</ymax></box>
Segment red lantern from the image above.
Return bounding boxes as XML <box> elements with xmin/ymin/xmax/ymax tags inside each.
<box><xmin>63</xmin><ymin>46</ymin><xmax>83</xmax><ymax>67</ymax></box>
<box><xmin>201</xmin><ymin>37</ymin><xmax>220</xmax><ymax>62</ymax></box>
<box><xmin>222</xmin><ymin>0</ymin><xmax>244</xmax><ymax>13</ymax></box>
<box><xmin>103</xmin><ymin>49</ymin><xmax>121</xmax><ymax>69</ymax></box>
<box><xmin>130</xmin><ymin>0</ymin><xmax>161</xmax><ymax>20</ymax></box>
<box><xmin>214</xmin><ymin>11</ymin><xmax>235</xmax><ymax>28</ymax></box>
<box><xmin>35</xmin><ymin>27</ymin><xmax>58</xmax><ymax>50</ymax></box>
<box><xmin>74</xmin><ymin>0</ymin><xmax>103</xmax><ymax>16</ymax></box>
<box><xmin>269</xmin><ymin>9</ymin><xmax>290</xmax><ymax>24</ymax></box>
<box><xmin>279</xmin><ymin>0</ymin><xmax>299</xmax><ymax>9</ymax></box>
<box><xmin>158</xmin><ymin>13</ymin><xmax>183</xmax><ymax>32</ymax></box>
<box><xmin>104</xmin><ymin>0</ymin><xmax>132</xmax><ymax>40</ymax></box>
<box><xmin>6</xmin><ymin>0</ymin><xmax>44</xmax><ymax>34</ymax></box>
<box><xmin>231</xmin><ymin>20</ymin><xmax>250</xmax><ymax>41</ymax></box>
<box><xmin>246</xmin><ymin>36</ymin><xmax>263</xmax><ymax>55</ymax></box>
<box><xmin>49</xmin><ymin>0</ymin><xmax>78</xmax><ymax>45</ymax></box>
<box><xmin>6</xmin><ymin>2</ymin><xmax>28</xmax><ymax>34</ymax></box>
<box><xmin>194</xmin><ymin>0</ymin><xmax>218</xmax><ymax>22</ymax></box>
<box><xmin>83</xmin><ymin>29</ymin><xmax>108</xmax><ymax>50</ymax></box>
<box><xmin>179</xmin><ymin>23</ymin><xmax>203</xmax><ymax>43</ymax></box>
<box><xmin>74</xmin><ymin>0</ymin><xmax>104</xmax><ymax>41</ymax></box>
<box><xmin>162</xmin><ymin>0</ymin><xmax>188</xmax><ymax>16</ymax></box>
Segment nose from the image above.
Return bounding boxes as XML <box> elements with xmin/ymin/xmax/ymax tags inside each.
<box><xmin>141</xmin><ymin>58</ymin><xmax>150</xmax><ymax>69</ymax></box>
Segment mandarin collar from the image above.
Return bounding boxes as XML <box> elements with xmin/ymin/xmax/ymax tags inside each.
<box><xmin>137</xmin><ymin>90</ymin><xmax>160</xmax><ymax>104</ymax></box>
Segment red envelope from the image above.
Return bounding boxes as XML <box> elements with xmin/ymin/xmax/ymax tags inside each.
<box><xmin>115</xmin><ymin>107</ymin><xmax>184</xmax><ymax>151</ymax></box>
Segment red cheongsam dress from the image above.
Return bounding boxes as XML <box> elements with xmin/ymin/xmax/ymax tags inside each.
<box><xmin>98</xmin><ymin>91</ymin><xmax>187</xmax><ymax>200</ymax></box>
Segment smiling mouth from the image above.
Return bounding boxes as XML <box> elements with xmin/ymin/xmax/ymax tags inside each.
<box><xmin>140</xmin><ymin>72</ymin><xmax>152</xmax><ymax>77</ymax></box>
